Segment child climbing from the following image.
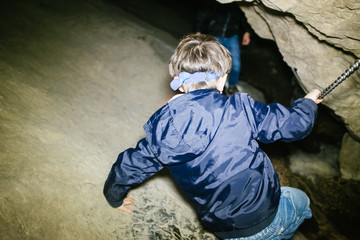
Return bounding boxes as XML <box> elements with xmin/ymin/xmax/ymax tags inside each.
<box><xmin>103</xmin><ymin>33</ymin><xmax>323</xmax><ymax>239</ymax></box>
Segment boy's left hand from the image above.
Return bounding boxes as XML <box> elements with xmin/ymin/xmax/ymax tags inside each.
<box><xmin>116</xmin><ymin>195</ymin><xmax>135</xmax><ymax>213</ymax></box>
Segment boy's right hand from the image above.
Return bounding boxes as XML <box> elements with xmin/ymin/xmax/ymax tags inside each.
<box><xmin>116</xmin><ymin>195</ymin><xmax>135</xmax><ymax>213</ymax></box>
<box><xmin>304</xmin><ymin>89</ymin><xmax>323</xmax><ymax>104</ymax></box>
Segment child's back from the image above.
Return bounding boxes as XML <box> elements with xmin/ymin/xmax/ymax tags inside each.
<box><xmin>143</xmin><ymin>87</ymin><xmax>317</xmax><ymax>236</ymax></box>
<box><xmin>104</xmin><ymin>33</ymin><xmax>322</xmax><ymax>239</ymax></box>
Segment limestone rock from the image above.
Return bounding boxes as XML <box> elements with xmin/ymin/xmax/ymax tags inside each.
<box><xmin>218</xmin><ymin>0</ymin><xmax>360</xmax><ymax>139</ymax></box>
<box><xmin>0</xmin><ymin>1</ymin><xmax>214</xmax><ymax>239</ymax></box>
<box><xmin>289</xmin><ymin>143</ymin><xmax>341</xmax><ymax>182</ymax></box>
<box><xmin>339</xmin><ymin>133</ymin><xmax>360</xmax><ymax>180</ymax></box>
<box><xmin>238</xmin><ymin>81</ymin><xmax>266</xmax><ymax>102</ymax></box>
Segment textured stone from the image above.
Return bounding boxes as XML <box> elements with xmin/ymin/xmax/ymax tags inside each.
<box><xmin>0</xmin><ymin>1</ymin><xmax>213</xmax><ymax>239</ymax></box>
<box><xmin>289</xmin><ymin>143</ymin><xmax>341</xmax><ymax>182</ymax></box>
<box><xmin>219</xmin><ymin>0</ymin><xmax>360</xmax><ymax>140</ymax></box>
<box><xmin>339</xmin><ymin>133</ymin><xmax>360</xmax><ymax>180</ymax></box>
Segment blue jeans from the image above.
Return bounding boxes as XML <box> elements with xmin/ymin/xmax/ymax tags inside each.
<box><xmin>215</xmin><ymin>35</ymin><xmax>241</xmax><ymax>86</ymax></box>
<box><xmin>226</xmin><ymin>187</ymin><xmax>312</xmax><ymax>240</ymax></box>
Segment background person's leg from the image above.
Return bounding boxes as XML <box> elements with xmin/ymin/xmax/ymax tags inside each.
<box><xmin>216</xmin><ymin>35</ymin><xmax>241</xmax><ymax>95</ymax></box>
<box><xmin>225</xmin><ymin>35</ymin><xmax>241</xmax><ymax>87</ymax></box>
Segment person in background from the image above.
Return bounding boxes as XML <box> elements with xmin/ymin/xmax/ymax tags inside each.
<box><xmin>194</xmin><ymin>0</ymin><xmax>252</xmax><ymax>96</ymax></box>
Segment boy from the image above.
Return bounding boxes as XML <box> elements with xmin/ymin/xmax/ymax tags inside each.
<box><xmin>103</xmin><ymin>34</ymin><xmax>322</xmax><ymax>239</ymax></box>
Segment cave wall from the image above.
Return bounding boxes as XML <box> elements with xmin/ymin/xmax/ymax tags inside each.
<box><xmin>219</xmin><ymin>0</ymin><xmax>360</xmax><ymax>140</ymax></box>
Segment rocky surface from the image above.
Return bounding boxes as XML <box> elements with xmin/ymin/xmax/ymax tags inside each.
<box><xmin>219</xmin><ymin>0</ymin><xmax>360</xmax><ymax>141</ymax></box>
<box><xmin>1</xmin><ymin>0</ymin><xmax>360</xmax><ymax>240</ymax></box>
<box><xmin>0</xmin><ymin>1</ymin><xmax>203</xmax><ymax>239</ymax></box>
<box><xmin>339</xmin><ymin>133</ymin><xmax>360</xmax><ymax>180</ymax></box>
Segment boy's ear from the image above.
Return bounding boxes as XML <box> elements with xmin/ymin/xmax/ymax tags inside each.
<box><xmin>219</xmin><ymin>74</ymin><xmax>228</xmax><ymax>86</ymax></box>
<box><xmin>220</xmin><ymin>74</ymin><xmax>228</xmax><ymax>82</ymax></box>
<box><xmin>215</xmin><ymin>74</ymin><xmax>228</xmax><ymax>93</ymax></box>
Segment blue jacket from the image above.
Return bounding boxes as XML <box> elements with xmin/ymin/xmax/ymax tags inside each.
<box><xmin>103</xmin><ymin>89</ymin><xmax>318</xmax><ymax>237</ymax></box>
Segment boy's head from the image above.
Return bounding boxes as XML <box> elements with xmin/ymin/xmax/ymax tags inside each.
<box><xmin>169</xmin><ymin>34</ymin><xmax>232</xmax><ymax>93</ymax></box>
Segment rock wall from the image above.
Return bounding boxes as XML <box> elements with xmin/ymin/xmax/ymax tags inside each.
<box><xmin>219</xmin><ymin>0</ymin><xmax>360</xmax><ymax>140</ymax></box>
<box><xmin>339</xmin><ymin>133</ymin><xmax>360</xmax><ymax>180</ymax></box>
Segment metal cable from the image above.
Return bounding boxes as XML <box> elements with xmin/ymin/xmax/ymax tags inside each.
<box><xmin>319</xmin><ymin>59</ymin><xmax>360</xmax><ymax>99</ymax></box>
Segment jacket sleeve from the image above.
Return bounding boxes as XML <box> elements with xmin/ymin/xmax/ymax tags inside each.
<box><xmin>240</xmin><ymin>94</ymin><xmax>318</xmax><ymax>143</ymax></box>
<box><xmin>238</xmin><ymin>8</ymin><xmax>251</xmax><ymax>34</ymax></box>
<box><xmin>103</xmin><ymin>137</ymin><xmax>163</xmax><ymax>208</ymax></box>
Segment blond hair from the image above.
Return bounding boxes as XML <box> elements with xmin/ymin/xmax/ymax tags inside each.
<box><xmin>169</xmin><ymin>34</ymin><xmax>232</xmax><ymax>93</ymax></box>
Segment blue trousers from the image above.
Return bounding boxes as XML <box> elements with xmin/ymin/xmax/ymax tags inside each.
<box><xmin>226</xmin><ymin>187</ymin><xmax>312</xmax><ymax>240</ymax></box>
<box><xmin>215</xmin><ymin>35</ymin><xmax>241</xmax><ymax>86</ymax></box>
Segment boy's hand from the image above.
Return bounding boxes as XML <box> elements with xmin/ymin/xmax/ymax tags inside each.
<box><xmin>304</xmin><ymin>89</ymin><xmax>323</xmax><ymax>104</ymax></box>
<box><xmin>116</xmin><ymin>195</ymin><xmax>135</xmax><ymax>213</ymax></box>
